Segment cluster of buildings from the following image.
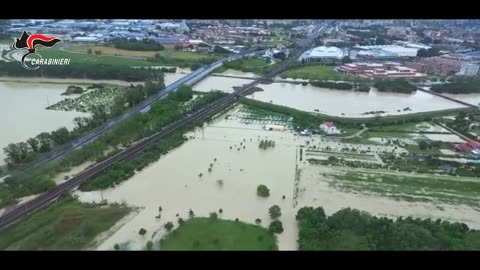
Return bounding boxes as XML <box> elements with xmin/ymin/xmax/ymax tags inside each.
<box><xmin>190</xmin><ymin>25</ymin><xmax>272</xmax><ymax>45</ymax></box>
<box><xmin>6</xmin><ymin>19</ymin><xmax>191</xmax><ymax>46</ymax></box>
<box><xmin>455</xmin><ymin>140</ymin><xmax>480</xmax><ymax>156</ymax></box>
<box><xmin>404</xmin><ymin>57</ymin><xmax>480</xmax><ymax>76</ymax></box>
<box><xmin>337</xmin><ymin>62</ymin><xmax>425</xmax><ymax>80</ymax></box>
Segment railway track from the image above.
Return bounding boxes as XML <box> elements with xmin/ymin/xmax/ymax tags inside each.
<box><xmin>0</xmin><ymin>24</ymin><xmax>325</xmax><ymax>231</ymax></box>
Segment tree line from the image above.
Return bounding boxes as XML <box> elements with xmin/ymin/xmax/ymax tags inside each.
<box><xmin>297</xmin><ymin>206</ymin><xmax>480</xmax><ymax>250</ymax></box>
<box><xmin>374</xmin><ymin>79</ymin><xmax>416</xmax><ymax>94</ymax></box>
<box><xmin>0</xmin><ymin>61</ymin><xmax>157</xmax><ymax>82</ymax></box>
<box><xmin>431</xmin><ymin>77</ymin><xmax>480</xmax><ymax>94</ymax></box>
<box><xmin>111</xmin><ymin>38</ymin><xmax>165</xmax><ymax>51</ymax></box>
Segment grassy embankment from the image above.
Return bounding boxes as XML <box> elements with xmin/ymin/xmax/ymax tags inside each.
<box><xmin>159</xmin><ymin>218</ymin><xmax>277</xmax><ymax>251</ymax></box>
<box><xmin>0</xmin><ymin>196</ymin><xmax>130</xmax><ymax>250</ymax></box>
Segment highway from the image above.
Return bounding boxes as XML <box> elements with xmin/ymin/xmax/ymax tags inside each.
<box><xmin>0</xmin><ymin>48</ymin><xmax>261</xmax><ymax>178</ymax></box>
<box><xmin>0</xmin><ymin>24</ymin><xmax>325</xmax><ymax>230</ymax></box>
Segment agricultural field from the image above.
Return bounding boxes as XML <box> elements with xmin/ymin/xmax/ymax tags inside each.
<box><xmin>0</xmin><ymin>197</ymin><xmax>130</xmax><ymax>250</ymax></box>
<box><xmin>70</xmin><ymin>45</ymin><xmax>223</xmax><ymax>65</ymax></box>
<box><xmin>159</xmin><ymin>218</ymin><xmax>278</xmax><ymax>251</ymax></box>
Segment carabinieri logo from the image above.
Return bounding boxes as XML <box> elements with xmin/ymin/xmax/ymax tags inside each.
<box><xmin>12</xmin><ymin>31</ymin><xmax>70</xmax><ymax>70</ymax></box>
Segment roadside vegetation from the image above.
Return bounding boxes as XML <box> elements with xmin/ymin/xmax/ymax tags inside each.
<box><xmin>297</xmin><ymin>206</ymin><xmax>480</xmax><ymax>250</ymax></box>
<box><xmin>0</xmin><ymin>195</ymin><xmax>130</xmax><ymax>250</ymax></box>
<box><xmin>159</xmin><ymin>217</ymin><xmax>278</xmax><ymax>250</ymax></box>
<box><xmin>0</xmin><ymin>86</ymin><xmax>226</xmax><ymax>207</ymax></box>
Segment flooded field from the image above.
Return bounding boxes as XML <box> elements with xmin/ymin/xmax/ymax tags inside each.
<box><xmin>164</xmin><ymin>68</ymin><xmax>191</xmax><ymax>86</ymax></box>
<box><xmin>194</xmin><ymin>73</ymin><xmax>466</xmax><ymax>117</ymax></box>
<box><xmin>0</xmin><ymin>82</ymin><xmax>89</xmax><ymax>164</ymax></box>
<box><xmin>72</xmin><ymin>106</ymin><xmax>480</xmax><ymax>250</ymax></box>
<box><xmin>298</xmin><ymin>166</ymin><xmax>480</xmax><ymax>228</ymax></box>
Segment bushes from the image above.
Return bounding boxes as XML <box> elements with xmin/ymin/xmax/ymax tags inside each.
<box><xmin>310</xmin><ymin>81</ymin><xmax>354</xmax><ymax>90</ymax></box>
<box><xmin>257</xmin><ymin>185</ymin><xmax>270</xmax><ymax>197</ymax></box>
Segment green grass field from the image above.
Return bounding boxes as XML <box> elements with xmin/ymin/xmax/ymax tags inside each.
<box><xmin>0</xmin><ymin>197</ymin><xmax>130</xmax><ymax>250</ymax></box>
<box><xmin>281</xmin><ymin>65</ymin><xmax>360</xmax><ymax>81</ymax></box>
<box><xmin>214</xmin><ymin>57</ymin><xmax>277</xmax><ymax>75</ymax></box>
<box><xmin>159</xmin><ymin>218</ymin><xmax>278</xmax><ymax>250</ymax></box>
<box><xmin>331</xmin><ymin>171</ymin><xmax>480</xmax><ymax>207</ymax></box>
<box><xmin>38</xmin><ymin>48</ymin><xmax>155</xmax><ymax>67</ymax></box>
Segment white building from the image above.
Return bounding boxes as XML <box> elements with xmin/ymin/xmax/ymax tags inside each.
<box><xmin>354</xmin><ymin>45</ymin><xmax>420</xmax><ymax>58</ymax></box>
<box><xmin>320</xmin><ymin>122</ymin><xmax>341</xmax><ymax>135</ymax></box>
<box><xmin>303</xmin><ymin>46</ymin><xmax>347</xmax><ymax>60</ymax></box>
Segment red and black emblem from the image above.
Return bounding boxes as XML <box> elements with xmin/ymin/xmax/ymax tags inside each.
<box><xmin>12</xmin><ymin>31</ymin><xmax>62</xmax><ymax>70</ymax></box>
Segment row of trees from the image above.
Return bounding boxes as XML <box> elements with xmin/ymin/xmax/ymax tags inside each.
<box><xmin>111</xmin><ymin>38</ymin><xmax>165</xmax><ymax>51</ymax></box>
<box><xmin>296</xmin><ymin>206</ymin><xmax>480</xmax><ymax>250</ymax></box>
<box><xmin>0</xmin><ymin>61</ymin><xmax>157</xmax><ymax>82</ymax></box>
<box><xmin>3</xmin><ymin>128</ymin><xmax>73</xmax><ymax>165</ymax></box>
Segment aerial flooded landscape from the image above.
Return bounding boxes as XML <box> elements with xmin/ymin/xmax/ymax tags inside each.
<box><xmin>1</xmin><ymin>19</ymin><xmax>480</xmax><ymax>251</ymax></box>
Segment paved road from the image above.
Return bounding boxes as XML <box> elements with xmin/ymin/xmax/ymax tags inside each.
<box><xmin>0</xmin><ymin>49</ymin><xmax>261</xmax><ymax>178</ymax></box>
